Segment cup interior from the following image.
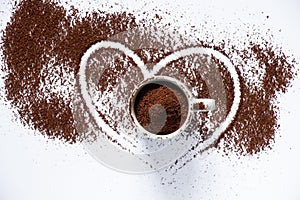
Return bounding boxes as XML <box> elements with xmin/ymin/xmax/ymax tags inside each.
<box><xmin>130</xmin><ymin>77</ymin><xmax>192</xmax><ymax>139</ymax></box>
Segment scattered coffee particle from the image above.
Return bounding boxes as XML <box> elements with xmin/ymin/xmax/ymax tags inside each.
<box><xmin>194</xmin><ymin>102</ymin><xmax>206</xmax><ymax>110</ymax></box>
<box><xmin>134</xmin><ymin>83</ymin><xmax>188</xmax><ymax>135</ymax></box>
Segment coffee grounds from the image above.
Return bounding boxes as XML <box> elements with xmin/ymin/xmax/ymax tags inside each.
<box><xmin>1</xmin><ymin>0</ymin><xmax>136</xmax><ymax>143</ymax></box>
<box><xmin>194</xmin><ymin>102</ymin><xmax>206</xmax><ymax>110</ymax></box>
<box><xmin>134</xmin><ymin>83</ymin><xmax>188</xmax><ymax>135</ymax></box>
<box><xmin>0</xmin><ymin>0</ymin><xmax>298</xmax><ymax>158</ymax></box>
<box><xmin>219</xmin><ymin>41</ymin><xmax>298</xmax><ymax>155</ymax></box>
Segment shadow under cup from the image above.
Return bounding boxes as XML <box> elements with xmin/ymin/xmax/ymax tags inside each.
<box><xmin>130</xmin><ymin>76</ymin><xmax>216</xmax><ymax>140</ymax></box>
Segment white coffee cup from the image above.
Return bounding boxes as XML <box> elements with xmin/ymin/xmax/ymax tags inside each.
<box><xmin>130</xmin><ymin>76</ymin><xmax>216</xmax><ymax>140</ymax></box>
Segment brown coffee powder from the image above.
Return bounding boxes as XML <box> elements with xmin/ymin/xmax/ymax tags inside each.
<box><xmin>1</xmin><ymin>0</ymin><xmax>136</xmax><ymax>143</ymax></box>
<box><xmin>0</xmin><ymin>0</ymin><xmax>298</xmax><ymax>160</ymax></box>
<box><xmin>134</xmin><ymin>83</ymin><xmax>188</xmax><ymax>135</ymax></box>
<box><xmin>220</xmin><ymin>40</ymin><xmax>298</xmax><ymax>155</ymax></box>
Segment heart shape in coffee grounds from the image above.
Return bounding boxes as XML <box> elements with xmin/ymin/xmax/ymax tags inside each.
<box><xmin>78</xmin><ymin>40</ymin><xmax>241</xmax><ymax>156</ymax></box>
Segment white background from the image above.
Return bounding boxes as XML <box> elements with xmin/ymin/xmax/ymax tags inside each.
<box><xmin>0</xmin><ymin>0</ymin><xmax>300</xmax><ymax>199</ymax></box>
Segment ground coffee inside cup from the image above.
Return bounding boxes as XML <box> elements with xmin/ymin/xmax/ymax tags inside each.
<box><xmin>134</xmin><ymin>83</ymin><xmax>188</xmax><ymax>135</ymax></box>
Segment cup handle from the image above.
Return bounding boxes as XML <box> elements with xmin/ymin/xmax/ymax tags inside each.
<box><xmin>192</xmin><ymin>98</ymin><xmax>216</xmax><ymax>112</ymax></box>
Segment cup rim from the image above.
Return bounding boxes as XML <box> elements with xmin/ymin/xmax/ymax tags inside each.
<box><xmin>129</xmin><ymin>76</ymin><xmax>195</xmax><ymax>140</ymax></box>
